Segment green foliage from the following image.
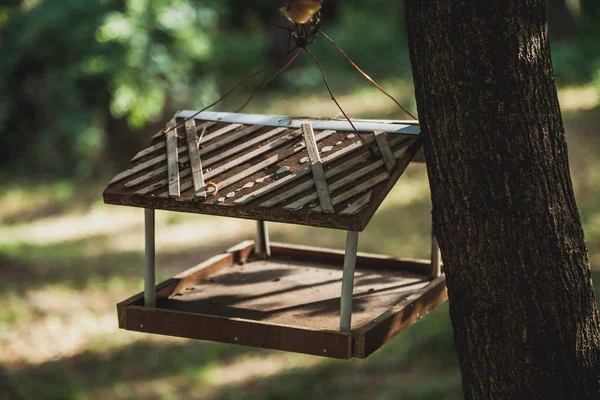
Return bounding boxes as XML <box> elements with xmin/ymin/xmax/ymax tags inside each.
<box><xmin>1</xmin><ymin>0</ymin><xmax>599</xmax><ymax>179</ymax></box>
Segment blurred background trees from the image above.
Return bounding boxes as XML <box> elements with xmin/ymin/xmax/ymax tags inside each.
<box><xmin>0</xmin><ymin>0</ymin><xmax>598</xmax><ymax>179</ymax></box>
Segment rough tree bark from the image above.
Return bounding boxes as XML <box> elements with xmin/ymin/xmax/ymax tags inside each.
<box><xmin>405</xmin><ymin>1</ymin><xmax>600</xmax><ymax>398</ymax></box>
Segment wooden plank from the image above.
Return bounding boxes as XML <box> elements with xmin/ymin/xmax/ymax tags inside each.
<box><xmin>108</xmin><ymin>144</ymin><xmax>186</xmax><ymax>186</ymax></box>
<box><xmin>302</xmin><ymin>124</ymin><xmax>334</xmax><ymax>214</ymax></box>
<box><xmin>139</xmin><ymin>122</ymin><xmax>217</xmax><ymax>161</ymax></box>
<box><xmin>156</xmin><ymin>130</ymin><xmax>335</xmax><ymax>199</ymax></box>
<box><xmin>126</xmin><ymin>124</ymin><xmax>249</xmax><ymax>188</ymax></box>
<box><xmin>269</xmin><ymin>242</ymin><xmax>432</xmax><ymax>275</ymax></box>
<box><xmin>284</xmin><ymin>158</ymin><xmax>387</xmax><ymax>211</ymax></box>
<box><xmin>121</xmin><ymin>305</ymin><xmax>352</xmax><ymax>359</ymax></box>
<box><xmin>340</xmin><ymin>191</ymin><xmax>373</xmax><ymax>215</ymax></box>
<box><xmin>235</xmin><ymin>135</ymin><xmax>370</xmax><ymax>206</ymax></box>
<box><xmin>199</xmin><ymin>125</ymin><xmax>264</xmax><ymax>157</ymax></box>
<box><xmin>166</xmin><ymin>119</ymin><xmax>180</xmax><ymax>197</ymax></box>
<box><xmin>131</xmin><ymin>141</ymin><xmax>166</xmax><ymax>162</ymax></box>
<box><xmin>135</xmin><ymin>168</ymin><xmax>191</xmax><ymax>196</ymax></box>
<box><xmin>374</xmin><ymin>130</ymin><xmax>396</xmax><ymax>171</ymax></box>
<box><xmin>202</xmin><ymin>127</ymin><xmax>286</xmax><ymax>167</ymax></box>
<box><xmin>312</xmin><ymin>172</ymin><xmax>389</xmax><ymax>213</ymax></box>
<box><xmin>262</xmin><ymin>136</ymin><xmax>406</xmax><ymax>209</ymax></box>
<box><xmin>185</xmin><ymin>120</ymin><xmax>207</xmax><ymax>198</ymax></box>
<box><xmin>213</xmin><ymin>129</ymin><xmax>335</xmax><ymax>193</ymax></box>
<box><xmin>201</xmin><ymin>123</ymin><xmax>243</xmax><ymax>142</ymax></box>
<box><xmin>152</xmin><ymin>121</ymin><xmax>217</xmax><ymax>140</ymax></box>
<box><xmin>226</xmin><ymin>240</ymin><xmax>256</xmax><ymax>264</ymax></box>
<box><xmin>354</xmin><ymin>276</ymin><xmax>447</xmax><ymax>358</ymax></box>
<box><xmin>148</xmin><ymin>128</ymin><xmax>307</xmax><ymax>197</ymax></box>
<box><xmin>311</xmin><ymin>145</ymin><xmax>411</xmax><ymax>212</ymax></box>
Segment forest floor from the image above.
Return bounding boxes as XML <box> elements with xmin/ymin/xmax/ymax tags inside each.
<box><xmin>0</xmin><ymin>85</ymin><xmax>599</xmax><ymax>400</ymax></box>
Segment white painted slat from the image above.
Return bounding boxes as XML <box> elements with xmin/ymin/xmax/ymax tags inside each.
<box><xmin>156</xmin><ymin>130</ymin><xmax>335</xmax><ymax>199</ymax></box>
<box><xmin>302</xmin><ymin>124</ymin><xmax>334</xmax><ymax>214</ymax></box>
<box><xmin>339</xmin><ymin>191</ymin><xmax>373</xmax><ymax>215</ymax></box>
<box><xmin>126</xmin><ymin>125</ymin><xmax>261</xmax><ymax>188</ymax></box>
<box><xmin>186</xmin><ymin>120</ymin><xmax>207</xmax><ymax>198</ymax></box>
<box><xmin>203</xmin><ymin>129</ymin><xmax>303</xmax><ymax>181</ymax></box>
<box><xmin>311</xmin><ymin>145</ymin><xmax>411</xmax><ymax>213</ymax></box>
<box><xmin>235</xmin><ymin>134</ymin><xmax>379</xmax><ymax>206</ymax></box>
<box><xmin>202</xmin><ymin>127</ymin><xmax>286</xmax><ymax>166</ymax></box>
<box><xmin>131</xmin><ymin>142</ymin><xmax>166</xmax><ymax>162</ymax></box>
<box><xmin>284</xmin><ymin>156</ymin><xmax>384</xmax><ymax>211</ymax></box>
<box><xmin>261</xmin><ymin>136</ymin><xmax>406</xmax><ymax>209</ymax></box>
<box><xmin>176</xmin><ymin>110</ymin><xmax>421</xmax><ymax>135</ymax></box>
<box><xmin>374</xmin><ymin>130</ymin><xmax>396</xmax><ymax>171</ymax></box>
<box><xmin>166</xmin><ymin>120</ymin><xmax>180</xmax><ymax>197</ymax></box>
<box><xmin>109</xmin><ymin>143</ymin><xmax>186</xmax><ymax>186</ymax></box>
<box><xmin>216</xmin><ymin>129</ymin><xmax>335</xmax><ymax>192</ymax></box>
<box><xmin>135</xmin><ymin>168</ymin><xmax>192</xmax><ymax>196</ymax></box>
<box><xmin>125</xmin><ymin>153</ymin><xmax>188</xmax><ymax>188</ymax></box>
<box><xmin>283</xmin><ymin>141</ymin><xmax>410</xmax><ymax>211</ymax></box>
<box><xmin>152</xmin><ymin>121</ymin><xmax>217</xmax><ymax>140</ymax></box>
<box><xmin>312</xmin><ymin>173</ymin><xmax>390</xmax><ymax>213</ymax></box>
<box><xmin>201</xmin><ymin>123</ymin><xmax>243</xmax><ymax>143</ymax></box>
<box><xmin>199</xmin><ymin>125</ymin><xmax>263</xmax><ymax>157</ymax></box>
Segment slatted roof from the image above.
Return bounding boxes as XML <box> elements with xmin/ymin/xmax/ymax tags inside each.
<box><xmin>103</xmin><ymin>111</ymin><xmax>422</xmax><ymax>231</ymax></box>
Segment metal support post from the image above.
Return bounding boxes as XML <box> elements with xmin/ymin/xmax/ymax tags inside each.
<box><xmin>144</xmin><ymin>208</ymin><xmax>156</xmax><ymax>307</ymax></box>
<box><xmin>340</xmin><ymin>231</ymin><xmax>359</xmax><ymax>332</ymax></box>
<box><xmin>431</xmin><ymin>228</ymin><xmax>442</xmax><ymax>279</ymax></box>
<box><xmin>257</xmin><ymin>220</ymin><xmax>271</xmax><ymax>259</ymax></box>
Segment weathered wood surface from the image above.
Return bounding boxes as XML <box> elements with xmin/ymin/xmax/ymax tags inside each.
<box><xmin>104</xmin><ymin>115</ymin><xmax>422</xmax><ymax>231</ymax></box>
<box><xmin>166</xmin><ymin>119</ymin><xmax>180</xmax><ymax>197</ymax></box>
<box><xmin>302</xmin><ymin>124</ymin><xmax>334</xmax><ymax>214</ymax></box>
<box><xmin>185</xmin><ymin>120</ymin><xmax>207</xmax><ymax>198</ymax></box>
<box><xmin>117</xmin><ymin>241</ymin><xmax>446</xmax><ymax>359</ymax></box>
<box><xmin>374</xmin><ymin>130</ymin><xmax>396</xmax><ymax>171</ymax></box>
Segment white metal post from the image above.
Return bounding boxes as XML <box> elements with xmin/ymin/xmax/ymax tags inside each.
<box><xmin>431</xmin><ymin>229</ymin><xmax>442</xmax><ymax>279</ymax></box>
<box><xmin>257</xmin><ymin>220</ymin><xmax>271</xmax><ymax>259</ymax></box>
<box><xmin>144</xmin><ymin>208</ymin><xmax>156</xmax><ymax>307</ymax></box>
<box><xmin>340</xmin><ymin>231</ymin><xmax>359</xmax><ymax>332</ymax></box>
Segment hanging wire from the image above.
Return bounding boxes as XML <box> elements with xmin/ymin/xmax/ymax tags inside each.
<box><xmin>303</xmin><ymin>47</ymin><xmax>372</xmax><ymax>151</ymax></box>
<box><xmin>319</xmin><ymin>30</ymin><xmax>418</xmax><ymax>120</ymax></box>
<box><xmin>237</xmin><ymin>50</ymin><xmax>301</xmax><ymax>113</ymax></box>
<box><xmin>164</xmin><ymin>51</ymin><xmax>297</xmax><ymax>135</ymax></box>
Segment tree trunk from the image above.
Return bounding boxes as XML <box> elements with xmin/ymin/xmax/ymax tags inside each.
<box><xmin>405</xmin><ymin>1</ymin><xmax>600</xmax><ymax>398</ymax></box>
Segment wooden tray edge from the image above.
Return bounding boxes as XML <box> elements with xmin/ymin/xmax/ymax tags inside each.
<box><xmin>353</xmin><ymin>275</ymin><xmax>448</xmax><ymax>359</ymax></box>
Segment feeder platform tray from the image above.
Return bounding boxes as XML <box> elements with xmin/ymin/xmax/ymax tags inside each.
<box><xmin>118</xmin><ymin>241</ymin><xmax>447</xmax><ymax>359</ymax></box>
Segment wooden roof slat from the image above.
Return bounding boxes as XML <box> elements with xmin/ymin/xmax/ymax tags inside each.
<box><xmin>185</xmin><ymin>120</ymin><xmax>207</xmax><ymax>198</ymax></box>
<box><xmin>283</xmin><ymin>152</ymin><xmax>388</xmax><ymax>211</ymax></box>
<box><xmin>202</xmin><ymin>127</ymin><xmax>287</xmax><ymax>167</ymax></box>
<box><xmin>301</xmin><ymin>124</ymin><xmax>334</xmax><ymax>214</ymax></box>
<box><xmin>267</xmin><ymin>136</ymin><xmax>406</xmax><ymax>210</ymax></box>
<box><xmin>166</xmin><ymin>120</ymin><xmax>181</xmax><ymax>198</ymax></box>
<box><xmin>199</xmin><ymin>125</ymin><xmax>263</xmax><ymax>156</ymax></box>
<box><xmin>157</xmin><ymin>129</ymin><xmax>336</xmax><ymax>199</ymax></box>
<box><xmin>152</xmin><ymin>121</ymin><xmax>217</xmax><ymax>139</ymax></box>
<box><xmin>311</xmin><ymin>145</ymin><xmax>412</xmax><ymax>213</ymax></box>
<box><xmin>135</xmin><ymin>168</ymin><xmax>191</xmax><ymax>196</ymax></box>
<box><xmin>201</xmin><ymin>123</ymin><xmax>243</xmax><ymax>142</ymax></box>
<box><xmin>312</xmin><ymin>172</ymin><xmax>390</xmax><ymax>213</ymax></box>
<box><xmin>108</xmin><ymin>144</ymin><xmax>186</xmax><ymax>186</ymax></box>
<box><xmin>374</xmin><ymin>130</ymin><xmax>396</xmax><ymax>171</ymax></box>
<box><xmin>141</xmin><ymin>122</ymin><xmax>217</xmax><ymax>159</ymax></box>
<box><xmin>235</xmin><ymin>135</ymin><xmax>375</xmax><ymax>206</ymax></box>
<box><xmin>213</xmin><ymin>129</ymin><xmax>335</xmax><ymax>194</ymax></box>
<box><xmin>130</xmin><ymin>141</ymin><xmax>166</xmax><ymax>162</ymax></box>
<box><xmin>340</xmin><ymin>191</ymin><xmax>373</xmax><ymax>216</ymax></box>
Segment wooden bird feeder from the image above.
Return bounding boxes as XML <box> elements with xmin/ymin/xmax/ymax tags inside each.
<box><xmin>103</xmin><ymin>111</ymin><xmax>447</xmax><ymax>359</ymax></box>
